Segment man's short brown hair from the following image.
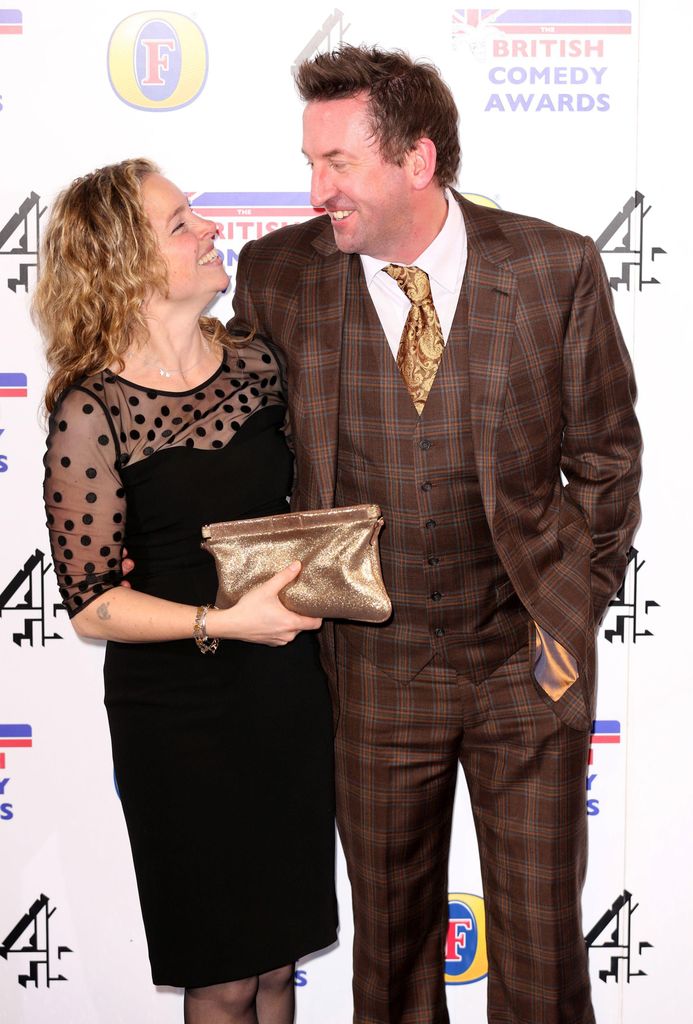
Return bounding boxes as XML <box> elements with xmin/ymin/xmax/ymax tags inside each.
<box><xmin>295</xmin><ymin>44</ymin><xmax>461</xmax><ymax>189</ymax></box>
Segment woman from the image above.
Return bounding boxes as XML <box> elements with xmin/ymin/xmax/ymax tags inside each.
<box><xmin>35</xmin><ymin>159</ymin><xmax>337</xmax><ymax>1023</ymax></box>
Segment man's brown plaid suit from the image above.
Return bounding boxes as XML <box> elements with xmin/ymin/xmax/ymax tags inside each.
<box><xmin>229</xmin><ymin>194</ymin><xmax>642</xmax><ymax>1024</ymax></box>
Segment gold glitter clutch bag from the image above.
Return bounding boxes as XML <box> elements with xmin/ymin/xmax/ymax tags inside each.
<box><xmin>201</xmin><ymin>504</ymin><xmax>392</xmax><ymax>623</ymax></box>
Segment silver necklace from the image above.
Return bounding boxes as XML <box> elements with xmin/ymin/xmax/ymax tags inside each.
<box><xmin>139</xmin><ymin>332</ymin><xmax>209</xmax><ymax>379</ymax></box>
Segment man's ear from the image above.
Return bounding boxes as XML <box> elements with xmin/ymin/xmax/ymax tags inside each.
<box><xmin>407</xmin><ymin>137</ymin><xmax>438</xmax><ymax>191</ymax></box>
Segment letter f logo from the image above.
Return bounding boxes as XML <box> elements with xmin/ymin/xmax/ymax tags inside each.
<box><xmin>140</xmin><ymin>38</ymin><xmax>176</xmax><ymax>86</ymax></box>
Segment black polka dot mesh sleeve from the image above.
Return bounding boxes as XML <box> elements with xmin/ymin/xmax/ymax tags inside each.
<box><xmin>43</xmin><ymin>387</ymin><xmax>126</xmax><ymax>617</ymax></box>
<box><xmin>42</xmin><ymin>333</ymin><xmax>285</xmax><ymax>618</ymax></box>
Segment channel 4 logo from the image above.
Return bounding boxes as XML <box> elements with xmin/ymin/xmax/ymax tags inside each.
<box><xmin>108</xmin><ymin>11</ymin><xmax>207</xmax><ymax>111</ymax></box>
<box><xmin>1</xmin><ymin>894</ymin><xmax>72</xmax><ymax>987</ymax></box>
<box><xmin>0</xmin><ymin>191</ymin><xmax>45</xmax><ymax>293</ymax></box>
<box><xmin>445</xmin><ymin>893</ymin><xmax>488</xmax><ymax>985</ymax></box>
<box><xmin>585</xmin><ymin>890</ymin><xmax>652</xmax><ymax>983</ymax></box>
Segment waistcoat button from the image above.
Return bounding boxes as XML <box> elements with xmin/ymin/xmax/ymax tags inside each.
<box><xmin>434</xmin><ymin>627</ymin><xmax>445</xmax><ymax>637</ymax></box>
<box><xmin>419</xmin><ymin>439</ymin><xmax>432</xmax><ymax>450</ymax></box>
<box><xmin>421</xmin><ymin>481</ymin><xmax>432</xmax><ymax>491</ymax></box>
<box><xmin>431</xmin><ymin>591</ymin><xmax>442</xmax><ymax>602</ymax></box>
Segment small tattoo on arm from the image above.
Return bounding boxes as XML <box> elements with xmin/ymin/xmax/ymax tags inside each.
<box><xmin>96</xmin><ymin>602</ymin><xmax>112</xmax><ymax>621</ymax></box>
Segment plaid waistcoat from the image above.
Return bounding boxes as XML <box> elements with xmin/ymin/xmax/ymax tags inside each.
<box><xmin>334</xmin><ymin>258</ymin><xmax>528</xmax><ymax>684</ymax></box>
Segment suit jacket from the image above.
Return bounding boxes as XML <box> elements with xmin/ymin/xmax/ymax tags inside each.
<box><xmin>228</xmin><ymin>192</ymin><xmax>642</xmax><ymax>709</ymax></box>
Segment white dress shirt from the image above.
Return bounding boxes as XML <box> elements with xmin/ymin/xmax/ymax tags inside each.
<box><xmin>359</xmin><ymin>189</ymin><xmax>468</xmax><ymax>359</ymax></box>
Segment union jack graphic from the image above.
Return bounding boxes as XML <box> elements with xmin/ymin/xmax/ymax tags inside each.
<box><xmin>453</xmin><ymin>8</ymin><xmax>632</xmax><ymax>36</ymax></box>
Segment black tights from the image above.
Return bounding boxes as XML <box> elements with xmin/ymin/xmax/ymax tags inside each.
<box><xmin>183</xmin><ymin>964</ymin><xmax>295</xmax><ymax>1024</ymax></box>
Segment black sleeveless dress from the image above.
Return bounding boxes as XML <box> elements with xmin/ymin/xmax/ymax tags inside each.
<box><xmin>43</xmin><ymin>331</ymin><xmax>337</xmax><ymax>987</ymax></box>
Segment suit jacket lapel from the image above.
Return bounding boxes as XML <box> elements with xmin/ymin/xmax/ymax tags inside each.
<box><xmin>292</xmin><ymin>219</ymin><xmax>348</xmax><ymax>509</ymax></box>
<box><xmin>458</xmin><ymin>196</ymin><xmax>517</xmax><ymax>526</ymax></box>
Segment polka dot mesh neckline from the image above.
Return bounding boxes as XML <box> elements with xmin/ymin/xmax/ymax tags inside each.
<box><xmin>84</xmin><ymin>337</ymin><xmax>282</xmax><ymax>469</ymax></box>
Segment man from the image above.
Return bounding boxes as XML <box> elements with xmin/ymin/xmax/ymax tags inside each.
<box><xmin>229</xmin><ymin>45</ymin><xmax>641</xmax><ymax>1024</ymax></box>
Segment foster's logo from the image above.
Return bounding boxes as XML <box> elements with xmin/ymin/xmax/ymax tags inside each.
<box><xmin>108</xmin><ymin>11</ymin><xmax>207</xmax><ymax>111</ymax></box>
<box><xmin>445</xmin><ymin>893</ymin><xmax>488</xmax><ymax>984</ymax></box>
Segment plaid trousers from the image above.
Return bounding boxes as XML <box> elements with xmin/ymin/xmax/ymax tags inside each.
<box><xmin>334</xmin><ymin>629</ymin><xmax>595</xmax><ymax>1024</ymax></box>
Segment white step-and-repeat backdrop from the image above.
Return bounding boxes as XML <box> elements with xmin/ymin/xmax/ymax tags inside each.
<box><xmin>1</xmin><ymin>2</ymin><xmax>691</xmax><ymax>1021</ymax></box>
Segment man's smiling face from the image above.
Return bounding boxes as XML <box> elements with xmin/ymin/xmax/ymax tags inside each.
<box><xmin>302</xmin><ymin>92</ymin><xmax>417</xmax><ymax>262</ymax></box>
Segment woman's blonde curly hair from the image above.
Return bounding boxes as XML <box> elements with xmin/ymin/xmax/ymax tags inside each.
<box><xmin>34</xmin><ymin>158</ymin><xmax>169</xmax><ymax>412</ymax></box>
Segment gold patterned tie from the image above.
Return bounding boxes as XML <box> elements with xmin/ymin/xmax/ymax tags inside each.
<box><xmin>384</xmin><ymin>264</ymin><xmax>445</xmax><ymax>415</ymax></box>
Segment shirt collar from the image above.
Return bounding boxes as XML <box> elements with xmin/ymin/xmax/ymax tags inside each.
<box><xmin>360</xmin><ymin>189</ymin><xmax>466</xmax><ymax>293</ymax></box>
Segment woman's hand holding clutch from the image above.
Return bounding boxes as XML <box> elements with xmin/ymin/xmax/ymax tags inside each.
<box><xmin>207</xmin><ymin>561</ymin><xmax>322</xmax><ymax>647</ymax></box>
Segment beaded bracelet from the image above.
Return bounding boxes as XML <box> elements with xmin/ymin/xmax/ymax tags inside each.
<box><xmin>193</xmin><ymin>604</ymin><xmax>219</xmax><ymax>654</ymax></box>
